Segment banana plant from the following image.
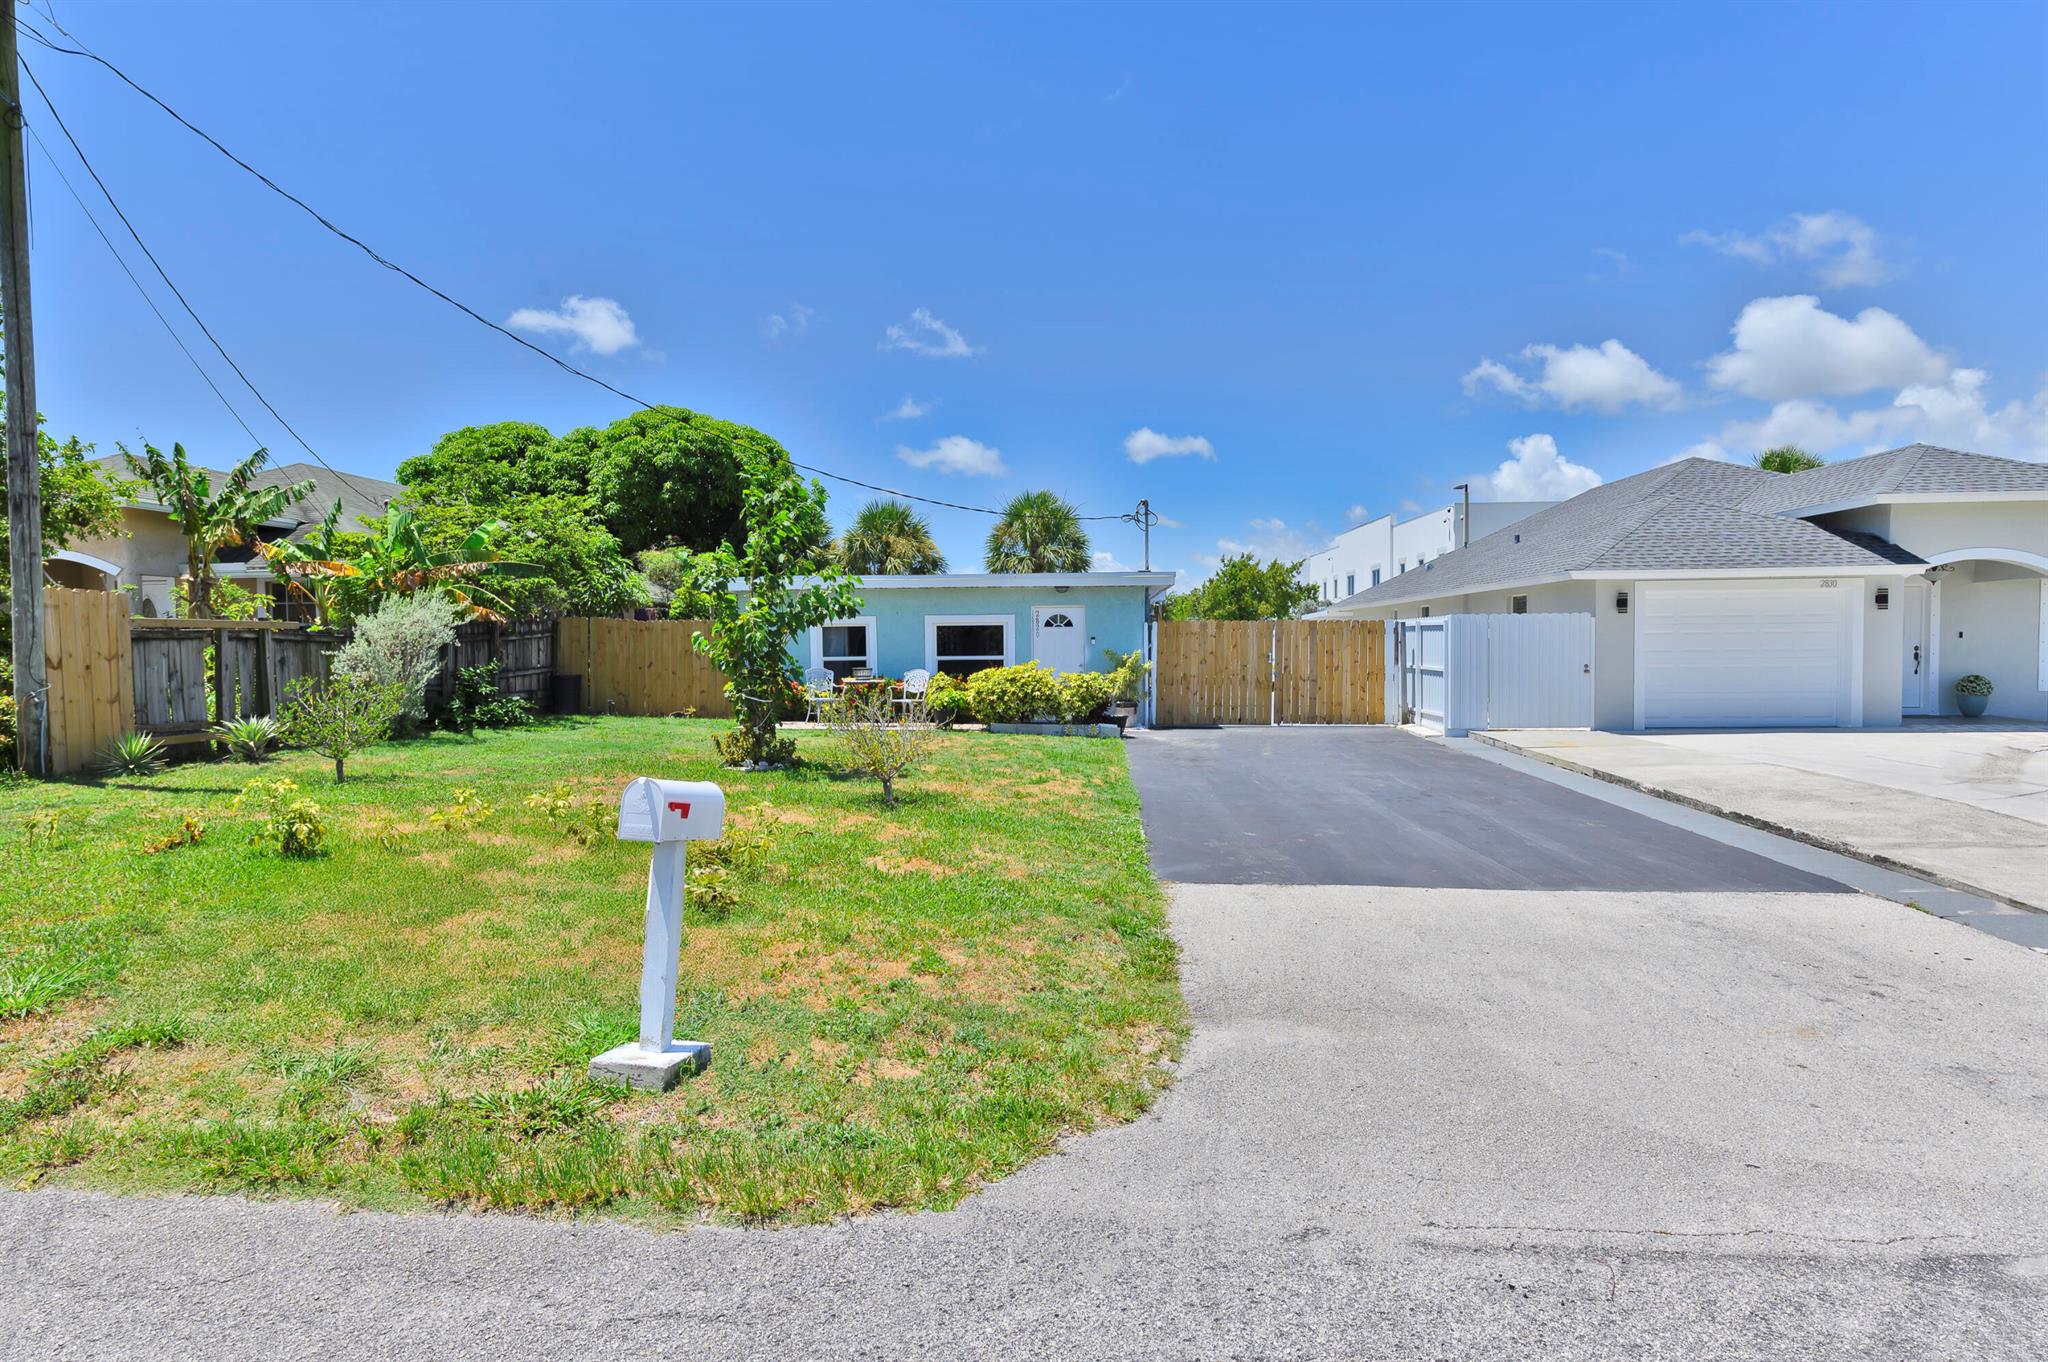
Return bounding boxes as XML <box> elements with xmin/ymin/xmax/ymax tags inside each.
<box><xmin>120</xmin><ymin>441</ymin><xmax>316</xmax><ymax>619</ymax></box>
<box><xmin>259</xmin><ymin>507</ymin><xmax>540</xmax><ymax>623</ymax></box>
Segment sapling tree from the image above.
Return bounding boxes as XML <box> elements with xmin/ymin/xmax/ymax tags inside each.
<box><xmin>683</xmin><ymin>452</ymin><xmax>861</xmax><ymax>767</ymax></box>
<box><xmin>826</xmin><ymin>685</ymin><xmax>937</xmax><ymax>807</ymax></box>
<box><xmin>279</xmin><ymin>674</ymin><xmax>405</xmax><ymax>782</ymax></box>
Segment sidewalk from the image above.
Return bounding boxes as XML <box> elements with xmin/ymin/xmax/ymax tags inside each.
<box><xmin>1475</xmin><ymin>728</ymin><xmax>2048</xmax><ymax>915</ymax></box>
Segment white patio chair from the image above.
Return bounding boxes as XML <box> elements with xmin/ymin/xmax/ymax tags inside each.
<box><xmin>802</xmin><ymin>667</ymin><xmax>836</xmax><ymax>722</ymax></box>
<box><xmin>896</xmin><ymin>668</ymin><xmax>931</xmax><ymax>721</ymax></box>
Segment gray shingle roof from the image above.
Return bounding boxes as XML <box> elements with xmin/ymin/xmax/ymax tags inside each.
<box><xmin>1330</xmin><ymin>444</ymin><xmax>1995</xmax><ymax>610</ymax></box>
<box><xmin>97</xmin><ymin>454</ymin><xmax>401</xmax><ymax>539</ymax></box>
<box><xmin>1736</xmin><ymin>443</ymin><xmax>2048</xmax><ymax>514</ymax></box>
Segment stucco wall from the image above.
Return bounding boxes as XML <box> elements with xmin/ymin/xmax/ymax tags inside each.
<box><xmin>1935</xmin><ymin>567</ymin><xmax>2046</xmax><ymax>721</ymax></box>
<box><xmin>805</xmin><ymin>584</ymin><xmax>1151</xmax><ymax>677</ymax></box>
<box><xmin>1889</xmin><ymin>502</ymin><xmax>2048</xmax><ymax>560</ymax></box>
<box><xmin>67</xmin><ymin>507</ymin><xmax>187</xmax><ymax>583</ymax></box>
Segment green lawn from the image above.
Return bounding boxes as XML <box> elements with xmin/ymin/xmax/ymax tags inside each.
<box><xmin>0</xmin><ymin>718</ymin><xmax>1183</xmax><ymax>1225</ymax></box>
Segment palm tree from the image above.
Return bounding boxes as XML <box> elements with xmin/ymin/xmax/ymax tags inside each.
<box><xmin>834</xmin><ymin>499</ymin><xmax>947</xmax><ymax>574</ymax></box>
<box><xmin>120</xmin><ymin>442</ymin><xmax>316</xmax><ymax>618</ymax></box>
<box><xmin>1754</xmin><ymin>445</ymin><xmax>1825</xmax><ymax>474</ymax></box>
<box><xmin>984</xmin><ymin>490</ymin><xmax>1090</xmax><ymax>573</ymax></box>
<box><xmin>260</xmin><ymin>507</ymin><xmax>539</xmax><ymax>623</ymax></box>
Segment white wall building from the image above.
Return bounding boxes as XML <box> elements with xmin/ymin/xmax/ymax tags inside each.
<box><xmin>1303</xmin><ymin>500</ymin><xmax>1556</xmax><ymax>605</ymax></box>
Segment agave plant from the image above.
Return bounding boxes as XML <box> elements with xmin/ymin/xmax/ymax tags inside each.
<box><xmin>213</xmin><ymin>714</ymin><xmax>281</xmax><ymax>763</ymax></box>
<box><xmin>99</xmin><ymin>732</ymin><xmax>168</xmax><ymax>777</ymax></box>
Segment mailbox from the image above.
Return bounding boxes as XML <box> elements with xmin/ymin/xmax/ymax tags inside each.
<box><xmin>616</xmin><ymin>777</ymin><xmax>726</xmax><ymax>843</ymax></box>
<box><xmin>589</xmin><ymin>776</ymin><xmax>727</xmax><ymax>1092</ymax></box>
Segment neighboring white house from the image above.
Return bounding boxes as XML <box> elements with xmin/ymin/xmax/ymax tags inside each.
<box><xmin>1303</xmin><ymin>500</ymin><xmax>1555</xmax><ymax>605</ymax></box>
<box><xmin>1326</xmin><ymin>445</ymin><xmax>2048</xmax><ymax>728</ymax></box>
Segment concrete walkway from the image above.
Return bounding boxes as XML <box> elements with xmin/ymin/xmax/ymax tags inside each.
<box><xmin>5</xmin><ymin>885</ymin><xmax>2046</xmax><ymax>1361</ymax></box>
<box><xmin>1479</xmin><ymin>728</ymin><xmax>2048</xmax><ymax>914</ymax></box>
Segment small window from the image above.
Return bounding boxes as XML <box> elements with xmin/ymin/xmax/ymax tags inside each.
<box><xmin>817</xmin><ymin>620</ymin><xmax>875</xmax><ymax>681</ymax></box>
<box><xmin>1512</xmin><ymin>595</ymin><xmax>1528</xmax><ymax>614</ymax></box>
<box><xmin>1345</xmin><ymin>573</ymin><xmax>1355</xmax><ymax>595</ymax></box>
<box><xmin>1399</xmin><ymin>561</ymin><xmax>1407</xmax><ymax>574</ymax></box>
<box><xmin>1513</xmin><ymin>533</ymin><xmax>1522</xmax><ymax>544</ymax></box>
<box><xmin>1421</xmin><ymin>606</ymin><xmax>1431</xmax><ymax>617</ymax></box>
<box><xmin>1370</xmin><ymin>567</ymin><xmax>1381</xmax><ymax>587</ymax></box>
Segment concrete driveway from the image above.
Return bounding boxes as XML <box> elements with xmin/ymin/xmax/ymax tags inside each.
<box><xmin>1483</xmin><ymin>725</ymin><xmax>2048</xmax><ymax>914</ymax></box>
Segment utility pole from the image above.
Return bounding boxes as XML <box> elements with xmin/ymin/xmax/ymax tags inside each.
<box><xmin>1134</xmin><ymin>497</ymin><xmax>1157</xmax><ymax>571</ymax></box>
<box><xmin>1452</xmin><ymin>481</ymin><xmax>1471</xmax><ymax>549</ymax></box>
<box><xmin>0</xmin><ymin>0</ymin><xmax>47</xmax><ymax>776</ymax></box>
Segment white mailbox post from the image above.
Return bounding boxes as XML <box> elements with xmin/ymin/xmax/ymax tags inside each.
<box><xmin>588</xmin><ymin>777</ymin><xmax>727</xmax><ymax>1091</ymax></box>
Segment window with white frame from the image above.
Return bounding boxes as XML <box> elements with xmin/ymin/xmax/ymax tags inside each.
<box><xmin>810</xmin><ymin>616</ymin><xmax>877</xmax><ymax>681</ymax></box>
<box><xmin>1345</xmin><ymin>572</ymin><xmax>1356</xmax><ymax>596</ymax></box>
<box><xmin>926</xmin><ymin>614</ymin><xmax>1013</xmax><ymax>679</ymax></box>
<box><xmin>1511</xmin><ymin>595</ymin><xmax>1528</xmax><ymax>614</ymax></box>
<box><xmin>1370</xmin><ymin>567</ymin><xmax>1381</xmax><ymax>587</ymax></box>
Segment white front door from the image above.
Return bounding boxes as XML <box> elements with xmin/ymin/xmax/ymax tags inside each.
<box><xmin>1031</xmin><ymin>606</ymin><xmax>1085</xmax><ymax>673</ymax></box>
<box><xmin>1900</xmin><ymin>578</ymin><xmax>1933</xmax><ymax>714</ymax></box>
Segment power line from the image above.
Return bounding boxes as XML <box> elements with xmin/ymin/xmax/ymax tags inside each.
<box><xmin>16</xmin><ymin>53</ymin><xmax>381</xmax><ymax>507</ymax></box>
<box><xmin>16</xmin><ymin>18</ymin><xmax>1149</xmax><ymax>528</ymax></box>
<box><xmin>23</xmin><ymin>121</ymin><xmax>263</xmax><ymax>447</ymax></box>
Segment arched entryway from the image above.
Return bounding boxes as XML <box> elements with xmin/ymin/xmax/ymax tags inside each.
<box><xmin>1907</xmin><ymin>549</ymin><xmax>2048</xmax><ymax>721</ymax></box>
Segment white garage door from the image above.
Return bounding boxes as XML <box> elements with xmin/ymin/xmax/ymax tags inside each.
<box><xmin>1637</xmin><ymin>581</ymin><xmax>1858</xmax><ymax>729</ymax></box>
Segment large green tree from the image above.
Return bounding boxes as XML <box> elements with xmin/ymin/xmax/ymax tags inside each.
<box><xmin>1754</xmin><ymin>445</ymin><xmax>1825</xmax><ymax>474</ymax></box>
<box><xmin>562</xmin><ymin>406</ymin><xmax>758</xmax><ymax>556</ymax></box>
<box><xmin>120</xmin><ymin>443</ymin><xmax>315</xmax><ymax>618</ymax></box>
<box><xmin>401</xmin><ymin>494</ymin><xmax>646</xmax><ymax>618</ymax></box>
<box><xmin>1163</xmin><ymin>554</ymin><xmax>1320</xmax><ymax>620</ymax></box>
<box><xmin>984</xmin><ymin>489</ymin><xmax>1090</xmax><ymax>573</ymax></box>
<box><xmin>394</xmin><ymin>422</ymin><xmax>579</xmax><ymax>508</ymax></box>
<box><xmin>834</xmin><ymin>499</ymin><xmax>947</xmax><ymax>575</ymax></box>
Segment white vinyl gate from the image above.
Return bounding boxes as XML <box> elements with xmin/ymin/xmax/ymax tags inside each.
<box><xmin>1397</xmin><ymin>613</ymin><xmax>1593</xmax><ymax>735</ymax></box>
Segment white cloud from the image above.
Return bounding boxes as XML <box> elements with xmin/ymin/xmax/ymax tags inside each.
<box><xmin>883</xmin><ymin>307</ymin><xmax>982</xmax><ymax>358</ymax></box>
<box><xmin>505</xmin><ymin>295</ymin><xmax>639</xmax><ymax>355</ymax></box>
<box><xmin>1345</xmin><ymin>503</ymin><xmax>1367</xmax><ymax>523</ymax></box>
<box><xmin>1123</xmin><ymin>427</ymin><xmax>1216</xmax><ymax>464</ymax></box>
<box><xmin>881</xmin><ymin>395</ymin><xmax>931</xmax><ymax>421</ymax></box>
<box><xmin>1469</xmin><ymin>434</ymin><xmax>1603</xmax><ymax>501</ymax></box>
<box><xmin>1463</xmin><ymin>340</ymin><xmax>1681</xmax><ymax>413</ymax></box>
<box><xmin>1684</xmin><ymin>370</ymin><xmax>2048</xmax><ymax>465</ymax></box>
<box><xmin>1206</xmin><ymin>515</ymin><xmax>1327</xmax><ymax>567</ymax></box>
<box><xmin>1092</xmin><ymin>550</ymin><xmax>1133</xmax><ymax>572</ymax></box>
<box><xmin>1682</xmin><ymin>211</ymin><xmax>1893</xmax><ymax>287</ymax></box>
<box><xmin>895</xmin><ymin>435</ymin><xmax>1007</xmax><ymax>477</ymax></box>
<box><xmin>1705</xmin><ymin>295</ymin><xmax>1947</xmax><ymax>402</ymax></box>
<box><xmin>761</xmin><ymin>303</ymin><xmax>816</xmax><ymax>340</ymax></box>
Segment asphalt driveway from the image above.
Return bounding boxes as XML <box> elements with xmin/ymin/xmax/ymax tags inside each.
<box><xmin>1126</xmin><ymin>725</ymin><xmax>1847</xmax><ymax>891</ymax></box>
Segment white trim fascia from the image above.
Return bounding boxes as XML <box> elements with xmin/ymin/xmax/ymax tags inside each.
<box><xmin>925</xmin><ymin>613</ymin><xmax>1015</xmax><ymax>673</ymax></box>
<box><xmin>1773</xmin><ymin>490</ymin><xmax>2048</xmax><ymax>520</ymax></box>
<box><xmin>120</xmin><ymin>497</ymin><xmax>299</xmax><ymax>531</ymax></box>
<box><xmin>1570</xmin><ymin>565</ymin><xmax>1905</xmax><ymax>582</ymax></box>
<box><xmin>1919</xmin><ymin>546</ymin><xmax>2048</xmax><ymax>574</ymax></box>
<box><xmin>808</xmin><ymin>615</ymin><xmax>878</xmax><ymax>674</ymax></box>
<box><xmin>841</xmin><ymin>571</ymin><xmax>1174</xmax><ymax>590</ymax></box>
<box><xmin>2039</xmin><ymin>580</ymin><xmax>2048</xmax><ymax>693</ymax></box>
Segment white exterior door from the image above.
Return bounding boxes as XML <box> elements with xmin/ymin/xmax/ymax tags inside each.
<box><xmin>1900</xmin><ymin>579</ymin><xmax>1934</xmax><ymax>715</ymax></box>
<box><xmin>1636</xmin><ymin>580</ymin><xmax>1861</xmax><ymax>729</ymax></box>
<box><xmin>1031</xmin><ymin>606</ymin><xmax>1085</xmax><ymax>673</ymax></box>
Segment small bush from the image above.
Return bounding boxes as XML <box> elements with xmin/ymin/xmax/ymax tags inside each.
<box><xmin>826</xmin><ymin>685</ymin><xmax>938</xmax><ymax>806</ymax></box>
<box><xmin>713</xmin><ymin>723</ymin><xmax>796</xmax><ymax>769</ymax></box>
<box><xmin>1955</xmin><ymin>673</ymin><xmax>1994</xmax><ymax>697</ymax></box>
<box><xmin>924</xmin><ymin>672</ymin><xmax>975</xmax><ymax>726</ymax></box>
<box><xmin>1056</xmin><ymin>671</ymin><xmax>1116</xmax><ymax>722</ymax></box>
<box><xmin>279</xmin><ymin>673</ymin><xmax>406</xmax><ymax>783</ymax></box>
<box><xmin>232</xmin><ymin>777</ymin><xmax>328</xmax><ymax>857</ymax></box>
<box><xmin>213</xmin><ymin>714</ymin><xmax>281</xmax><ymax>762</ymax></box>
<box><xmin>966</xmin><ymin>662</ymin><xmax>1064</xmax><ymax>724</ymax></box>
<box><xmin>334</xmin><ymin>593</ymin><xmax>464</xmax><ymax>731</ymax></box>
<box><xmin>141</xmin><ymin>814</ymin><xmax>206</xmax><ymax>854</ymax></box>
<box><xmin>1102</xmin><ymin>647</ymin><xmax>1152</xmax><ymax>704</ymax></box>
<box><xmin>436</xmin><ymin>661</ymin><xmax>534</xmax><ymax>733</ymax></box>
<box><xmin>98</xmin><ymin>731</ymin><xmax>167</xmax><ymax>777</ymax></box>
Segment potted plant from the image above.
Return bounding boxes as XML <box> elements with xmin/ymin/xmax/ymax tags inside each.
<box><xmin>1103</xmin><ymin>648</ymin><xmax>1152</xmax><ymax>727</ymax></box>
<box><xmin>1954</xmin><ymin>674</ymin><xmax>1993</xmax><ymax>718</ymax></box>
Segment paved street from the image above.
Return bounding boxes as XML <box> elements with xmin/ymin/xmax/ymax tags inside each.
<box><xmin>5</xmin><ymin>728</ymin><xmax>2045</xmax><ymax>1360</ymax></box>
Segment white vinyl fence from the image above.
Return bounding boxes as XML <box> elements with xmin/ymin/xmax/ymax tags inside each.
<box><xmin>1396</xmin><ymin>613</ymin><xmax>1593</xmax><ymax>736</ymax></box>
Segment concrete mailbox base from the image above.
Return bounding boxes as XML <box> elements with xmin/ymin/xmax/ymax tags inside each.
<box><xmin>589</xmin><ymin>1040</ymin><xmax>712</xmax><ymax>1092</ymax></box>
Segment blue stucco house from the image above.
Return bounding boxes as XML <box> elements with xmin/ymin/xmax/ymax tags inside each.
<box><xmin>793</xmin><ymin>572</ymin><xmax>1176</xmax><ymax>681</ymax></box>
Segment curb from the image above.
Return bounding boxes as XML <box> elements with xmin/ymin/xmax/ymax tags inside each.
<box><xmin>1470</xmin><ymin>731</ymin><xmax>2048</xmax><ymax>916</ymax></box>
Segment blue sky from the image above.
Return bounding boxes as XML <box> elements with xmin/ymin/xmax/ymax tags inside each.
<box><xmin>19</xmin><ymin>0</ymin><xmax>2047</xmax><ymax>581</ymax></box>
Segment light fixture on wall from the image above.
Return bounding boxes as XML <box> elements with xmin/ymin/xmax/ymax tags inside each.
<box><xmin>1616</xmin><ymin>590</ymin><xmax>1629</xmax><ymax>614</ymax></box>
<box><xmin>1875</xmin><ymin>586</ymin><xmax>1890</xmax><ymax>610</ymax></box>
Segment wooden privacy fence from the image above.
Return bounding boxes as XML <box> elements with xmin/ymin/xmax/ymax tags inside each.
<box><xmin>43</xmin><ymin>587</ymin><xmax>135</xmax><ymax>775</ymax></box>
<box><xmin>132</xmin><ymin>617</ymin><xmax>335</xmax><ymax>747</ymax></box>
<box><xmin>1155</xmin><ymin>618</ymin><xmax>1386</xmax><ymax>726</ymax></box>
<box><xmin>426</xmin><ymin>616</ymin><xmax>556</xmax><ymax>713</ymax></box>
<box><xmin>555</xmin><ymin>617</ymin><xmax>731</xmax><ymax>718</ymax></box>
